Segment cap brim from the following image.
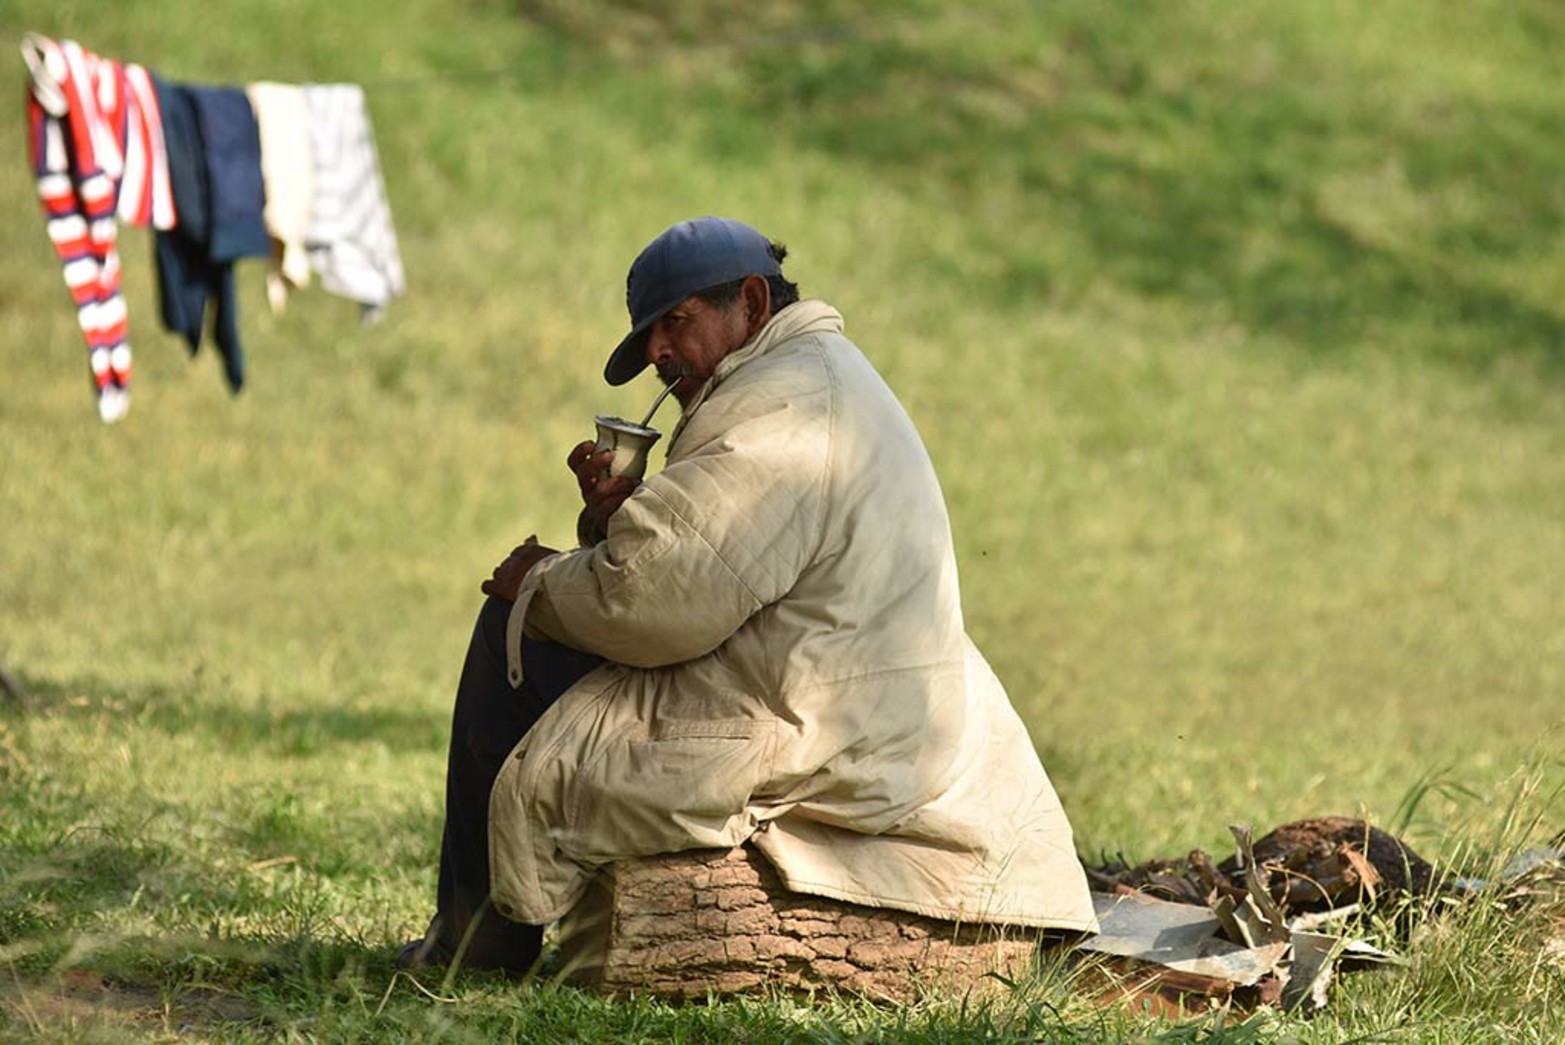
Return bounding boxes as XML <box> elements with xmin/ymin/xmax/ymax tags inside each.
<box><xmin>604</xmin><ymin>322</ymin><xmax>654</xmax><ymax>386</ymax></box>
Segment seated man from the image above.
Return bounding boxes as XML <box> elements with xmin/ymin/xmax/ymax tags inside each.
<box><xmin>401</xmin><ymin>216</ymin><xmax>1097</xmax><ymax>973</ymax></box>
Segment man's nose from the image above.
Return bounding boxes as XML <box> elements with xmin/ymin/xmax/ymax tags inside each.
<box><xmin>644</xmin><ymin>321</ymin><xmax>670</xmax><ymax>365</ymax></box>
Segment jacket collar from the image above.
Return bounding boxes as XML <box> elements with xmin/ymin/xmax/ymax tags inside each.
<box><xmin>714</xmin><ymin>299</ymin><xmax>844</xmax><ymax>382</ymax></box>
<box><xmin>668</xmin><ymin>300</ymin><xmax>844</xmax><ymax>449</ymax></box>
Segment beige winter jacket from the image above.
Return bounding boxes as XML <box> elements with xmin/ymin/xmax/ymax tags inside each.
<box><xmin>490</xmin><ymin>301</ymin><xmax>1096</xmax><ymax>933</ymax></box>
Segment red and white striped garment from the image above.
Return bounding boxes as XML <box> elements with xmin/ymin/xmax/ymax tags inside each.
<box><xmin>23</xmin><ymin>34</ymin><xmax>176</xmax><ymax>423</ymax></box>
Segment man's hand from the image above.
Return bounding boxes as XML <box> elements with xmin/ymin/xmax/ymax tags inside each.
<box><xmin>481</xmin><ymin>536</ymin><xmax>560</xmax><ymax>602</ymax></box>
<box><xmin>567</xmin><ymin>440</ymin><xmax>640</xmax><ymax>545</ymax></box>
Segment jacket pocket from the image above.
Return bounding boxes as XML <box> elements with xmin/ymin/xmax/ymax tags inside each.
<box><xmin>569</xmin><ymin>717</ymin><xmax>777</xmax><ymax>861</ymax></box>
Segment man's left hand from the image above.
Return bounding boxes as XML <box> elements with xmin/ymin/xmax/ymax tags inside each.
<box><xmin>481</xmin><ymin>537</ymin><xmax>560</xmax><ymax>602</ymax></box>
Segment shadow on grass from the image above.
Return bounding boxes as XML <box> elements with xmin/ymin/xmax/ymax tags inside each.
<box><xmin>7</xmin><ymin>671</ymin><xmax>448</xmax><ymax>759</ymax></box>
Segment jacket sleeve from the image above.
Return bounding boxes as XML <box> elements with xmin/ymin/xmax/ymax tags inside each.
<box><xmin>522</xmin><ymin>373</ymin><xmax>831</xmax><ymax>668</ymax></box>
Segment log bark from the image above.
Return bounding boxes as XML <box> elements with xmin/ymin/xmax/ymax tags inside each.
<box><xmin>556</xmin><ymin>845</ymin><xmax>1042</xmax><ymax>1002</ymax></box>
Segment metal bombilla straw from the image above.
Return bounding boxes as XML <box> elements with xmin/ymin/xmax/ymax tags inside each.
<box><xmin>637</xmin><ymin>370</ymin><xmax>685</xmax><ymax>429</ymax></box>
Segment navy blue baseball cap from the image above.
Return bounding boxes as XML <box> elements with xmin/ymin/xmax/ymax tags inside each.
<box><xmin>604</xmin><ymin>216</ymin><xmax>782</xmax><ymax>386</ymax></box>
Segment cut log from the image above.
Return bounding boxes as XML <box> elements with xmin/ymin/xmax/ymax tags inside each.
<box><xmin>556</xmin><ymin>845</ymin><xmax>1044</xmax><ymax>1002</ymax></box>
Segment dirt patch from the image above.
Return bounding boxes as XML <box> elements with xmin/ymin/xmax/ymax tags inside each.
<box><xmin>0</xmin><ymin>969</ymin><xmax>259</xmax><ymax>1036</ymax></box>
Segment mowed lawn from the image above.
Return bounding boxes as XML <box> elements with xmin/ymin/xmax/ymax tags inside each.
<box><xmin>2</xmin><ymin>1</ymin><xmax>1562</xmax><ymax>1041</ymax></box>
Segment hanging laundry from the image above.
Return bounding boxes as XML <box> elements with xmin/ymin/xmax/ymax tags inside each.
<box><xmin>152</xmin><ymin>81</ymin><xmax>271</xmax><ymax>394</ymax></box>
<box><xmin>23</xmin><ymin>36</ymin><xmax>409</xmax><ymax>419</ymax></box>
<box><xmin>245</xmin><ymin>82</ymin><xmax>314</xmax><ymax>314</ymax></box>
<box><xmin>302</xmin><ymin>84</ymin><xmax>405</xmax><ymax>321</ymax></box>
<box><xmin>22</xmin><ymin>34</ymin><xmax>176</xmax><ymax>423</ymax></box>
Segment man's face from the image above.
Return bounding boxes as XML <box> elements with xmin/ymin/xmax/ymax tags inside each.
<box><xmin>644</xmin><ymin>294</ymin><xmax>752</xmax><ymax>405</ymax></box>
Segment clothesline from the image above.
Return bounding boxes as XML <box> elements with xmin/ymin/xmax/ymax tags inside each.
<box><xmin>15</xmin><ymin>19</ymin><xmax>877</xmax><ymax>424</ymax></box>
<box><xmin>22</xmin><ymin>32</ymin><xmax>405</xmax><ymax>422</ymax></box>
<box><xmin>0</xmin><ymin>29</ymin><xmax>536</xmax><ymax>91</ymax></box>
<box><xmin>3</xmin><ymin>19</ymin><xmax>869</xmax><ymax>91</ymax></box>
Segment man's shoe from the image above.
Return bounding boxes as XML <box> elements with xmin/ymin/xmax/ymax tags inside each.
<box><xmin>394</xmin><ymin>935</ymin><xmax>453</xmax><ymax>971</ymax></box>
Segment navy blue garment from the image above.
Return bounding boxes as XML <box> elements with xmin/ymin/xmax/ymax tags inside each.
<box><xmin>152</xmin><ymin>78</ymin><xmax>269</xmax><ymax>393</ymax></box>
<box><xmin>426</xmin><ymin>598</ymin><xmax>604</xmax><ymax>973</ymax></box>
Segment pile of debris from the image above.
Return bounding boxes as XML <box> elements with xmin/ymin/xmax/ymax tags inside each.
<box><xmin>1077</xmin><ymin>817</ymin><xmax>1427</xmax><ymax>1014</ymax></box>
<box><xmin>1076</xmin><ymin>816</ymin><xmax>1564</xmax><ymax>1015</ymax></box>
<box><xmin>1085</xmin><ymin>817</ymin><xmax>1435</xmax><ymax>910</ymax></box>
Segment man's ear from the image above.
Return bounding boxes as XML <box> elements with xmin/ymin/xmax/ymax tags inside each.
<box><xmin>740</xmin><ymin>274</ymin><xmax>772</xmax><ymax>336</ymax></box>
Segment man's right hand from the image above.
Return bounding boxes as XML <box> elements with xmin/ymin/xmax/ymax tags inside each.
<box><xmin>568</xmin><ymin>440</ymin><xmax>640</xmax><ymax>545</ymax></box>
<box><xmin>481</xmin><ymin>537</ymin><xmax>559</xmax><ymax>602</ymax></box>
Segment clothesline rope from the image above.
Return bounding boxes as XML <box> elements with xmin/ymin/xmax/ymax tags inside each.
<box><xmin>8</xmin><ymin>22</ymin><xmax>869</xmax><ymax>92</ymax></box>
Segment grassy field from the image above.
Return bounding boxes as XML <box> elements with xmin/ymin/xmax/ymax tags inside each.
<box><xmin>2</xmin><ymin>0</ymin><xmax>1562</xmax><ymax>1040</ymax></box>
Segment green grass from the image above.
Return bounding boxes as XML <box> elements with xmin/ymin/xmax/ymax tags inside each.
<box><xmin>2</xmin><ymin>0</ymin><xmax>1563</xmax><ymax>1040</ymax></box>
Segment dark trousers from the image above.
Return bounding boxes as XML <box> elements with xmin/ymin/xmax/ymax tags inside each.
<box><xmin>429</xmin><ymin>596</ymin><xmax>603</xmax><ymax>972</ymax></box>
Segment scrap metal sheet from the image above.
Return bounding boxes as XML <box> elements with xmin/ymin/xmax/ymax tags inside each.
<box><xmin>1080</xmin><ymin>892</ymin><xmax>1289</xmax><ymax>987</ymax></box>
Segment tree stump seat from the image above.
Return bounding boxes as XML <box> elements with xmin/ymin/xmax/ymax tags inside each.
<box><xmin>555</xmin><ymin>844</ymin><xmax>1044</xmax><ymax>1002</ymax></box>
